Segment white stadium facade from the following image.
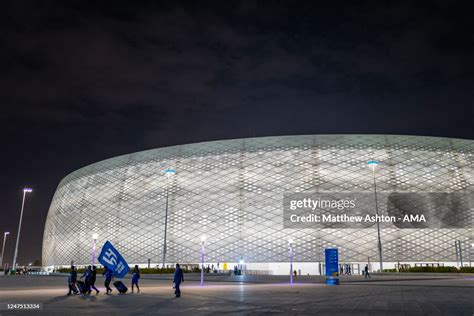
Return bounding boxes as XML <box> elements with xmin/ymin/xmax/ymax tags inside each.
<box><xmin>42</xmin><ymin>135</ymin><xmax>473</xmax><ymax>274</ymax></box>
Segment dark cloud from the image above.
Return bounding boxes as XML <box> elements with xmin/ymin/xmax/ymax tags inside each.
<box><xmin>0</xmin><ymin>0</ymin><xmax>473</xmax><ymax>265</ymax></box>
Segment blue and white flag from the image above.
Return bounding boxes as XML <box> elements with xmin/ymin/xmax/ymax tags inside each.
<box><xmin>98</xmin><ymin>240</ymin><xmax>130</xmax><ymax>278</ymax></box>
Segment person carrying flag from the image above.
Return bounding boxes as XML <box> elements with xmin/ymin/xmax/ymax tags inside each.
<box><xmin>103</xmin><ymin>266</ymin><xmax>114</xmax><ymax>294</ymax></box>
<box><xmin>90</xmin><ymin>266</ymin><xmax>100</xmax><ymax>294</ymax></box>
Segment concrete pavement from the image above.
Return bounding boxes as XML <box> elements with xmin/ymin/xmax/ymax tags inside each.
<box><xmin>0</xmin><ymin>274</ymin><xmax>473</xmax><ymax>315</ymax></box>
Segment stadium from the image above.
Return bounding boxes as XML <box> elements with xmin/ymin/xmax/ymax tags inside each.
<box><xmin>42</xmin><ymin>135</ymin><xmax>473</xmax><ymax>275</ymax></box>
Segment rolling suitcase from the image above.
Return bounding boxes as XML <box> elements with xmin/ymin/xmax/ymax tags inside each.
<box><xmin>76</xmin><ymin>280</ymin><xmax>88</xmax><ymax>294</ymax></box>
<box><xmin>113</xmin><ymin>280</ymin><xmax>128</xmax><ymax>294</ymax></box>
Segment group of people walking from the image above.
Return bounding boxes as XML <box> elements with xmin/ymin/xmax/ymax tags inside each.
<box><xmin>67</xmin><ymin>263</ymin><xmax>184</xmax><ymax>298</ymax></box>
<box><xmin>67</xmin><ymin>265</ymin><xmax>101</xmax><ymax>295</ymax></box>
<box><xmin>338</xmin><ymin>264</ymin><xmax>372</xmax><ymax>278</ymax></box>
<box><xmin>339</xmin><ymin>264</ymin><xmax>352</xmax><ymax>275</ymax></box>
<box><xmin>67</xmin><ymin>265</ymin><xmax>140</xmax><ymax>295</ymax></box>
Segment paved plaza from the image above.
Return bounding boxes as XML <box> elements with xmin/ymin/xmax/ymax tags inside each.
<box><xmin>0</xmin><ymin>274</ymin><xmax>473</xmax><ymax>315</ymax></box>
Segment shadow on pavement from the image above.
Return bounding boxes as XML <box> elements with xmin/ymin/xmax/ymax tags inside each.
<box><xmin>44</xmin><ymin>295</ymin><xmax>75</xmax><ymax>304</ymax></box>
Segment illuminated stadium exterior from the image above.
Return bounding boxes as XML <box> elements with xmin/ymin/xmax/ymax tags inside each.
<box><xmin>42</xmin><ymin>135</ymin><xmax>473</xmax><ymax>274</ymax></box>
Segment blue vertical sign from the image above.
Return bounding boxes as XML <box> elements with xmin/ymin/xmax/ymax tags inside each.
<box><xmin>98</xmin><ymin>241</ymin><xmax>130</xmax><ymax>278</ymax></box>
<box><xmin>325</xmin><ymin>248</ymin><xmax>339</xmax><ymax>285</ymax></box>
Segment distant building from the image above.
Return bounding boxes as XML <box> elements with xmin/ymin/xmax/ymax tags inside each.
<box><xmin>42</xmin><ymin>135</ymin><xmax>473</xmax><ymax>274</ymax></box>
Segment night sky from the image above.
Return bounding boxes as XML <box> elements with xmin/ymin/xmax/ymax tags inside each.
<box><xmin>1</xmin><ymin>1</ymin><xmax>473</xmax><ymax>266</ymax></box>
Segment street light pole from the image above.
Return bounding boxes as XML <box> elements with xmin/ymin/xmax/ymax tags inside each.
<box><xmin>471</xmin><ymin>243</ymin><xmax>474</xmax><ymax>267</ymax></box>
<box><xmin>289</xmin><ymin>239</ymin><xmax>293</xmax><ymax>285</ymax></box>
<box><xmin>12</xmin><ymin>188</ymin><xmax>33</xmax><ymax>272</ymax></box>
<box><xmin>200</xmin><ymin>236</ymin><xmax>206</xmax><ymax>287</ymax></box>
<box><xmin>162</xmin><ymin>169</ymin><xmax>176</xmax><ymax>269</ymax></box>
<box><xmin>92</xmin><ymin>233</ymin><xmax>98</xmax><ymax>266</ymax></box>
<box><xmin>1</xmin><ymin>232</ymin><xmax>10</xmax><ymax>269</ymax></box>
<box><xmin>368</xmin><ymin>161</ymin><xmax>383</xmax><ymax>272</ymax></box>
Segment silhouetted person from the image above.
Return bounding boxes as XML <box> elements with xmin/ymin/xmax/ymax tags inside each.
<box><xmin>364</xmin><ymin>264</ymin><xmax>371</xmax><ymax>279</ymax></box>
<box><xmin>131</xmin><ymin>265</ymin><xmax>140</xmax><ymax>293</ymax></box>
<box><xmin>173</xmin><ymin>263</ymin><xmax>184</xmax><ymax>298</ymax></box>
<box><xmin>80</xmin><ymin>265</ymin><xmax>92</xmax><ymax>294</ymax></box>
<box><xmin>67</xmin><ymin>266</ymin><xmax>78</xmax><ymax>296</ymax></box>
<box><xmin>90</xmin><ymin>266</ymin><xmax>100</xmax><ymax>294</ymax></box>
<box><xmin>103</xmin><ymin>266</ymin><xmax>114</xmax><ymax>294</ymax></box>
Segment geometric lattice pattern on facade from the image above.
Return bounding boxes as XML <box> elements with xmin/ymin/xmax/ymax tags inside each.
<box><xmin>42</xmin><ymin>135</ymin><xmax>474</xmax><ymax>266</ymax></box>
